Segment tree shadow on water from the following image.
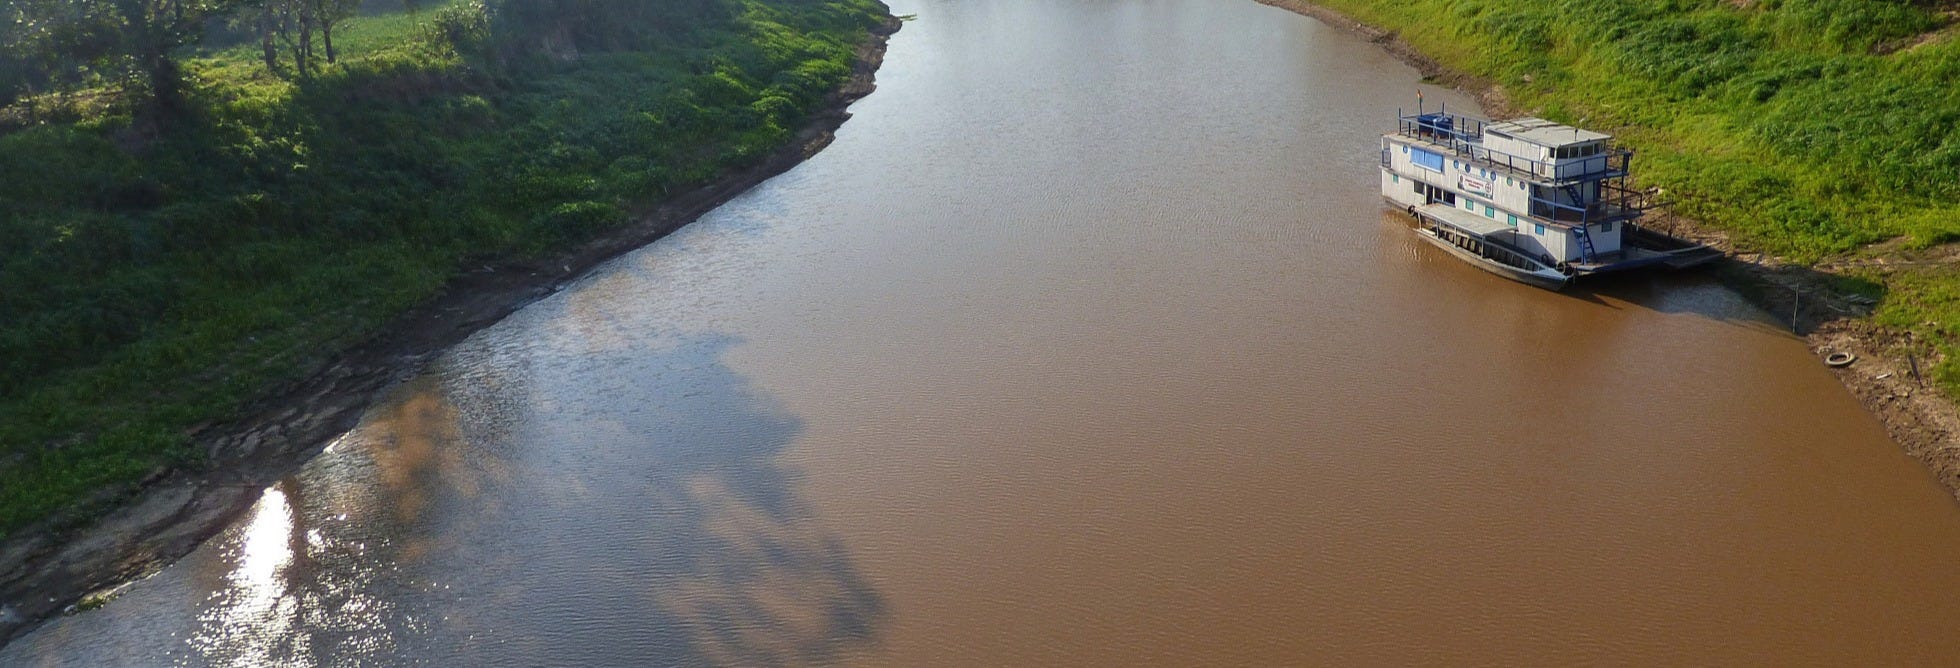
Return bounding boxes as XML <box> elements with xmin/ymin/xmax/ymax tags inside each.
<box><xmin>165</xmin><ymin>333</ymin><xmax>885</xmax><ymax>667</ymax></box>
<box><xmin>433</xmin><ymin>332</ymin><xmax>887</xmax><ymax>667</ymax></box>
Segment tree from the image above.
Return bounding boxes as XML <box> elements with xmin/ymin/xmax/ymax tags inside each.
<box><xmin>310</xmin><ymin>0</ymin><xmax>359</xmax><ymax>63</ymax></box>
<box><xmin>225</xmin><ymin>0</ymin><xmax>281</xmax><ymax>71</ymax></box>
<box><xmin>254</xmin><ymin>0</ymin><xmax>312</xmax><ymax>77</ymax></box>
<box><xmin>230</xmin><ymin>0</ymin><xmax>350</xmax><ymax>76</ymax></box>
<box><xmin>1</xmin><ymin>0</ymin><xmax>124</xmax><ymax>110</ymax></box>
<box><xmin>288</xmin><ymin>0</ymin><xmax>311</xmax><ymax>77</ymax></box>
<box><xmin>103</xmin><ymin>0</ymin><xmax>245</xmax><ymax>122</ymax></box>
<box><xmin>258</xmin><ymin>0</ymin><xmax>277</xmax><ymax>70</ymax></box>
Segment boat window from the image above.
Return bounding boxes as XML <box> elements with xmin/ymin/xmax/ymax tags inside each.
<box><xmin>1411</xmin><ymin>147</ymin><xmax>1445</xmax><ymax>172</ymax></box>
<box><xmin>1484</xmin><ymin>204</ymin><xmax>1495</xmax><ymax>217</ymax></box>
<box><xmin>1535</xmin><ymin>224</ymin><xmax>1546</xmax><ymax>235</ymax></box>
<box><xmin>1553</xmin><ymin>143</ymin><xmax>1603</xmax><ymax>160</ymax></box>
<box><xmin>1602</xmin><ymin>220</ymin><xmax>1614</xmax><ymax>233</ymax></box>
<box><xmin>1508</xmin><ymin>214</ymin><xmax>1517</xmax><ymax>226</ymax></box>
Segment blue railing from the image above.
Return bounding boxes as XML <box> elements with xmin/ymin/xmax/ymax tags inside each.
<box><xmin>1398</xmin><ymin>111</ymin><xmax>1483</xmax><ymax>146</ymax></box>
<box><xmin>1527</xmin><ymin>181</ymin><xmax>1644</xmax><ymax>225</ymax></box>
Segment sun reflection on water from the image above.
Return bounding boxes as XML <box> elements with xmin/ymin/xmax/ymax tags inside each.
<box><xmin>235</xmin><ymin>488</ymin><xmax>294</xmax><ymax>608</ymax></box>
<box><xmin>187</xmin><ymin>485</ymin><xmax>304</xmax><ymax>667</ymax></box>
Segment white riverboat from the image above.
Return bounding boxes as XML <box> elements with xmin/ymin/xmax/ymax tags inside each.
<box><xmin>1380</xmin><ymin>110</ymin><xmax>1719</xmax><ymax>290</ymax></box>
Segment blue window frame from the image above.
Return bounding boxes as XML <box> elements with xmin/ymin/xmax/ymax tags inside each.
<box><xmin>1411</xmin><ymin>148</ymin><xmax>1444</xmax><ymax>172</ymax></box>
<box><xmin>1535</xmin><ymin>224</ymin><xmax>1546</xmax><ymax>235</ymax></box>
<box><xmin>1507</xmin><ymin>214</ymin><xmax>1517</xmax><ymax>226</ymax></box>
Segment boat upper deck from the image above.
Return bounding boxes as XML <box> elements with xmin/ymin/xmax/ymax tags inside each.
<box><xmin>1390</xmin><ymin>112</ymin><xmax>1632</xmax><ymax>186</ymax></box>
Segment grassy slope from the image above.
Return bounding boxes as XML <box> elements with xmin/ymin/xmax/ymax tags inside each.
<box><xmin>1304</xmin><ymin>0</ymin><xmax>1960</xmax><ymax>385</ymax></box>
<box><xmin>0</xmin><ymin>0</ymin><xmax>886</xmax><ymax>535</ymax></box>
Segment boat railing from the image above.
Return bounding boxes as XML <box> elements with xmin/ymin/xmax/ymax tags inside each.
<box><xmin>1396</xmin><ymin>111</ymin><xmax>1483</xmax><ymax>146</ymax></box>
<box><xmin>1527</xmin><ymin>181</ymin><xmax>1645</xmax><ymax>225</ymax></box>
<box><xmin>1474</xmin><ymin>146</ymin><xmax>1632</xmax><ymax>184</ymax></box>
<box><xmin>1394</xmin><ymin>111</ymin><xmax>1633</xmax><ymax>185</ymax></box>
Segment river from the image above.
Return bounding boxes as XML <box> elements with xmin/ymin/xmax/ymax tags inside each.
<box><xmin>11</xmin><ymin>0</ymin><xmax>1960</xmax><ymax>664</ymax></box>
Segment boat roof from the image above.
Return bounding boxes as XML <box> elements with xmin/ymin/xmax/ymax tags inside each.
<box><xmin>1419</xmin><ymin>203</ymin><xmax>1513</xmax><ymax>237</ymax></box>
<box><xmin>1484</xmin><ymin>117</ymin><xmax>1609</xmax><ymax>147</ymax></box>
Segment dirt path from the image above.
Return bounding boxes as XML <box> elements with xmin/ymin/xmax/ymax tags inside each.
<box><xmin>1254</xmin><ymin>0</ymin><xmax>1960</xmax><ymax>499</ymax></box>
<box><xmin>0</xmin><ymin>14</ymin><xmax>901</xmax><ymax>648</ymax></box>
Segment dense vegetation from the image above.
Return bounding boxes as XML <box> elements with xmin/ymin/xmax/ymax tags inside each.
<box><xmin>1305</xmin><ymin>0</ymin><xmax>1960</xmax><ymax>389</ymax></box>
<box><xmin>0</xmin><ymin>0</ymin><xmax>886</xmax><ymax>535</ymax></box>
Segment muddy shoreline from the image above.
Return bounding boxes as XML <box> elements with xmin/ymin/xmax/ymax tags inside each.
<box><xmin>0</xmin><ymin>13</ymin><xmax>900</xmax><ymax>648</ymax></box>
<box><xmin>1255</xmin><ymin>0</ymin><xmax>1959</xmax><ymax>499</ymax></box>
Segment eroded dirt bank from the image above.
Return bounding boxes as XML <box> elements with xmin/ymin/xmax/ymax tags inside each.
<box><xmin>1254</xmin><ymin>0</ymin><xmax>1959</xmax><ymax>499</ymax></box>
<box><xmin>0</xmin><ymin>14</ymin><xmax>901</xmax><ymax>648</ymax></box>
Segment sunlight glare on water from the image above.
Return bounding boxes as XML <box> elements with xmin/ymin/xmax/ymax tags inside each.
<box><xmin>190</xmin><ymin>486</ymin><xmax>298</xmax><ymax>665</ymax></box>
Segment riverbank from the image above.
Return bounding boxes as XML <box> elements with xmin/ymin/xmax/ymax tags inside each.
<box><xmin>0</xmin><ymin>11</ymin><xmax>900</xmax><ymax>648</ymax></box>
<box><xmin>1256</xmin><ymin>0</ymin><xmax>1960</xmax><ymax>498</ymax></box>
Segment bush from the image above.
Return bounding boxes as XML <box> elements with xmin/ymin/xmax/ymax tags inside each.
<box><xmin>539</xmin><ymin>200</ymin><xmax>623</xmax><ymax>243</ymax></box>
<box><xmin>423</xmin><ymin>0</ymin><xmax>493</xmax><ymax>56</ymax></box>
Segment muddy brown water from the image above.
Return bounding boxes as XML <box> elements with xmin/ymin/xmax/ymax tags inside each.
<box><xmin>11</xmin><ymin>0</ymin><xmax>1960</xmax><ymax>664</ymax></box>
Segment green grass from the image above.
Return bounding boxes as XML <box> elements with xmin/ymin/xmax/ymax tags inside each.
<box><xmin>1305</xmin><ymin>0</ymin><xmax>1960</xmax><ymax>395</ymax></box>
<box><xmin>0</xmin><ymin>0</ymin><xmax>888</xmax><ymax>536</ymax></box>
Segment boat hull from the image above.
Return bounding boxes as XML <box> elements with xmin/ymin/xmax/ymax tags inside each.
<box><xmin>1412</xmin><ymin>227</ymin><xmax>1571</xmax><ymax>290</ymax></box>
